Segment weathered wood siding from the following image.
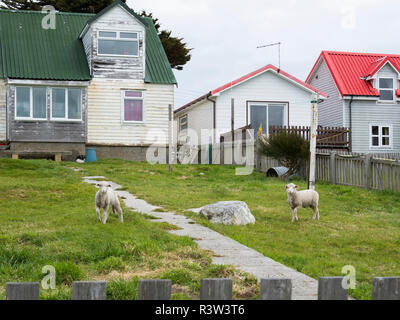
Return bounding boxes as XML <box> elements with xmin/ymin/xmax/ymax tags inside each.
<box><xmin>215</xmin><ymin>71</ymin><xmax>313</xmax><ymax>132</ymax></box>
<box><xmin>82</xmin><ymin>5</ymin><xmax>146</xmax><ymax>80</ymax></box>
<box><xmin>308</xmin><ymin>58</ymin><xmax>344</xmax><ymax>127</ymax></box>
<box><xmin>0</xmin><ymin>80</ymin><xmax>6</xmax><ymax>140</ymax></box>
<box><xmin>82</xmin><ymin>29</ymin><xmax>92</xmax><ymax>75</ymax></box>
<box><xmin>87</xmin><ymin>79</ymin><xmax>174</xmax><ymax>146</ymax></box>
<box><xmin>7</xmin><ymin>85</ymin><xmax>88</xmax><ymax>143</ymax></box>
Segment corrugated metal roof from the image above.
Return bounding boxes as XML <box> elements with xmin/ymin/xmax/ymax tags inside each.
<box><xmin>307</xmin><ymin>51</ymin><xmax>400</xmax><ymax>97</ymax></box>
<box><xmin>0</xmin><ymin>9</ymin><xmax>92</xmax><ymax>81</ymax></box>
<box><xmin>0</xmin><ymin>5</ymin><xmax>176</xmax><ymax>84</ymax></box>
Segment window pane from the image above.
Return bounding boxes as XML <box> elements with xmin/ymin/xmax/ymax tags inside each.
<box><xmin>52</xmin><ymin>88</ymin><xmax>66</xmax><ymax>118</ymax></box>
<box><xmin>382</xmin><ymin>137</ymin><xmax>390</xmax><ymax>146</ymax></box>
<box><xmin>180</xmin><ymin>116</ymin><xmax>188</xmax><ymax>131</ymax></box>
<box><xmin>125</xmin><ymin>91</ymin><xmax>142</xmax><ymax>98</ymax></box>
<box><xmin>99</xmin><ymin>31</ymin><xmax>116</xmax><ymax>38</ymax></box>
<box><xmin>379</xmin><ymin>89</ymin><xmax>393</xmax><ymax>101</ymax></box>
<box><xmin>32</xmin><ymin>88</ymin><xmax>46</xmax><ymax>119</ymax></box>
<box><xmin>68</xmin><ymin>88</ymin><xmax>82</xmax><ymax>120</ymax></box>
<box><xmin>372</xmin><ymin>137</ymin><xmax>379</xmax><ymax>146</ymax></box>
<box><xmin>379</xmin><ymin>78</ymin><xmax>393</xmax><ymax>89</ymax></box>
<box><xmin>120</xmin><ymin>32</ymin><xmax>137</xmax><ymax>39</ymax></box>
<box><xmin>98</xmin><ymin>39</ymin><xmax>138</xmax><ymax>56</ymax></box>
<box><xmin>372</xmin><ymin>126</ymin><xmax>379</xmax><ymax>135</ymax></box>
<box><xmin>250</xmin><ymin>105</ymin><xmax>267</xmax><ymax>138</ymax></box>
<box><xmin>268</xmin><ymin>105</ymin><xmax>285</xmax><ymax>127</ymax></box>
<box><xmin>382</xmin><ymin>127</ymin><xmax>390</xmax><ymax>136</ymax></box>
<box><xmin>124</xmin><ymin>99</ymin><xmax>143</xmax><ymax>121</ymax></box>
<box><xmin>16</xmin><ymin>87</ymin><xmax>30</xmax><ymax>118</ymax></box>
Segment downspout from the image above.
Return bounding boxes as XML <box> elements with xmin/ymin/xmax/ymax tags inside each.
<box><xmin>348</xmin><ymin>95</ymin><xmax>354</xmax><ymax>152</ymax></box>
<box><xmin>206</xmin><ymin>93</ymin><xmax>216</xmax><ymax>143</ymax></box>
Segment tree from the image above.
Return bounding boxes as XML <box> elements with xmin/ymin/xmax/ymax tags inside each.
<box><xmin>0</xmin><ymin>0</ymin><xmax>192</xmax><ymax>70</ymax></box>
<box><xmin>258</xmin><ymin>131</ymin><xmax>309</xmax><ymax>179</ymax></box>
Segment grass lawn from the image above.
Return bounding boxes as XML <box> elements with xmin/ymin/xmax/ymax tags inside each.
<box><xmin>0</xmin><ymin>159</ymin><xmax>258</xmax><ymax>300</ymax></box>
<box><xmin>63</xmin><ymin>159</ymin><xmax>400</xmax><ymax>300</ymax></box>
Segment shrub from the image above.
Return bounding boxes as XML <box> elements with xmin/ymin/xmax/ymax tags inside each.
<box><xmin>54</xmin><ymin>261</ymin><xmax>83</xmax><ymax>285</ymax></box>
<box><xmin>259</xmin><ymin>131</ymin><xmax>309</xmax><ymax>178</ymax></box>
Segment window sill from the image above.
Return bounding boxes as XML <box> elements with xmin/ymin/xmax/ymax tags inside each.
<box><xmin>14</xmin><ymin>118</ymin><xmax>47</xmax><ymax>122</ymax></box>
<box><xmin>122</xmin><ymin>121</ymin><xmax>145</xmax><ymax>125</ymax></box>
<box><xmin>97</xmin><ymin>53</ymin><xmax>139</xmax><ymax>58</ymax></box>
<box><xmin>50</xmin><ymin>119</ymin><xmax>83</xmax><ymax>123</ymax></box>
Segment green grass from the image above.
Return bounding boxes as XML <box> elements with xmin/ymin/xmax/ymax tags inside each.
<box><xmin>0</xmin><ymin>159</ymin><xmax>259</xmax><ymax>300</ymax></box>
<box><xmin>66</xmin><ymin>159</ymin><xmax>400</xmax><ymax>300</ymax></box>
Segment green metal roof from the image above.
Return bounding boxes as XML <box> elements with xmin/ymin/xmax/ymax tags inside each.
<box><xmin>0</xmin><ymin>4</ymin><xmax>177</xmax><ymax>84</ymax></box>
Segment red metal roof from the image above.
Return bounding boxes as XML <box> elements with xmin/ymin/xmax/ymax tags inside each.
<box><xmin>175</xmin><ymin>64</ymin><xmax>327</xmax><ymax>114</ymax></box>
<box><xmin>306</xmin><ymin>51</ymin><xmax>400</xmax><ymax>97</ymax></box>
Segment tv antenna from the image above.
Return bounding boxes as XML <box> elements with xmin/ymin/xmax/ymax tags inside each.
<box><xmin>257</xmin><ymin>42</ymin><xmax>282</xmax><ymax>71</ymax></box>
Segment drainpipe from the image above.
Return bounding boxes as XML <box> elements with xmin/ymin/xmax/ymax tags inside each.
<box><xmin>206</xmin><ymin>93</ymin><xmax>216</xmax><ymax>143</ymax></box>
<box><xmin>348</xmin><ymin>95</ymin><xmax>354</xmax><ymax>152</ymax></box>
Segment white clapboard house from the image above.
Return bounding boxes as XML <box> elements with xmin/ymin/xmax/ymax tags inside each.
<box><xmin>0</xmin><ymin>0</ymin><xmax>176</xmax><ymax>160</ymax></box>
<box><xmin>174</xmin><ymin>64</ymin><xmax>327</xmax><ymax>145</ymax></box>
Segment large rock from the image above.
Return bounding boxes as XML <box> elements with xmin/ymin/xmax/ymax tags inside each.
<box><xmin>199</xmin><ymin>201</ymin><xmax>256</xmax><ymax>226</ymax></box>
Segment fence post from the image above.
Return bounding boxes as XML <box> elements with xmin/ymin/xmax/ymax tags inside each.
<box><xmin>200</xmin><ymin>278</ymin><xmax>232</xmax><ymax>300</ymax></box>
<box><xmin>138</xmin><ymin>279</ymin><xmax>172</xmax><ymax>300</ymax></box>
<box><xmin>318</xmin><ymin>277</ymin><xmax>348</xmax><ymax>300</ymax></box>
<box><xmin>365</xmin><ymin>154</ymin><xmax>372</xmax><ymax>189</ymax></box>
<box><xmin>72</xmin><ymin>281</ymin><xmax>106</xmax><ymax>300</ymax></box>
<box><xmin>372</xmin><ymin>277</ymin><xmax>400</xmax><ymax>300</ymax></box>
<box><xmin>260</xmin><ymin>279</ymin><xmax>292</xmax><ymax>300</ymax></box>
<box><xmin>6</xmin><ymin>282</ymin><xmax>40</xmax><ymax>300</ymax></box>
<box><xmin>220</xmin><ymin>139</ymin><xmax>225</xmax><ymax>166</ymax></box>
<box><xmin>330</xmin><ymin>151</ymin><xmax>336</xmax><ymax>184</ymax></box>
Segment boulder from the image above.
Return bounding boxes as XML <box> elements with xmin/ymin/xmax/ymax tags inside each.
<box><xmin>199</xmin><ymin>201</ymin><xmax>256</xmax><ymax>226</ymax></box>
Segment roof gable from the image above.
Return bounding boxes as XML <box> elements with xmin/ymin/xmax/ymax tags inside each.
<box><xmin>307</xmin><ymin>51</ymin><xmax>400</xmax><ymax>97</ymax></box>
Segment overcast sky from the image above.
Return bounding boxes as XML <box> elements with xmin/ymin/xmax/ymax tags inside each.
<box><xmin>127</xmin><ymin>0</ymin><xmax>399</xmax><ymax>108</ymax></box>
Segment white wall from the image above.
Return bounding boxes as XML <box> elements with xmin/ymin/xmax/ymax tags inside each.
<box><xmin>215</xmin><ymin>70</ymin><xmax>314</xmax><ymax>132</ymax></box>
<box><xmin>87</xmin><ymin>79</ymin><xmax>174</xmax><ymax>146</ymax></box>
<box><xmin>0</xmin><ymin>80</ymin><xmax>6</xmax><ymax>141</ymax></box>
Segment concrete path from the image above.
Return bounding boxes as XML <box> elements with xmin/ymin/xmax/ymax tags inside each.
<box><xmin>83</xmin><ymin>176</ymin><xmax>318</xmax><ymax>300</ymax></box>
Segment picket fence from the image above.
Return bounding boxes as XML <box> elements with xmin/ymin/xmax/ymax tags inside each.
<box><xmin>4</xmin><ymin>277</ymin><xmax>400</xmax><ymax>300</ymax></box>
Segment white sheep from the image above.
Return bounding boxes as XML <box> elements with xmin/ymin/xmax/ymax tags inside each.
<box><xmin>95</xmin><ymin>182</ymin><xmax>123</xmax><ymax>224</ymax></box>
<box><xmin>285</xmin><ymin>183</ymin><xmax>319</xmax><ymax>223</ymax></box>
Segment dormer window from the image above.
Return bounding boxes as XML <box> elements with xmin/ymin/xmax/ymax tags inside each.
<box><xmin>98</xmin><ymin>31</ymin><xmax>139</xmax><ymax>57</ymax></box>
<box><xmin>378</xmin><ymin>78</ymin><xmax>394</xmax><ymax>101</ymax></box>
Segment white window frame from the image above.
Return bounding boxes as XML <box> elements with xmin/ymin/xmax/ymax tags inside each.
<box><xmin>369</xmin><ymin>124</ymin><xmax>393</xmax><ymax>150</ymax></box>
<box><xmin>121</xmin><ymin>90</ymin><xmax>145</xmax><ymax>124</ymax></box>
<box><xmin>248</xmin><ymin>102</ymin><xmax>288</xmax><ymax>136</ymax></box>
<box><xmin>179</xmin><ymin>115</ymin><xmax>188</xmax><ymax>132</ymax></box>
<box><xmin>377</xmin><ymin>77</ymin><xmax>395</xmax><ymax>103</ymax></box>
<box><xmin>15</xmin><ymin>86</ymin><xmax>47</xmax><ymax>121</ymax></box>
<box><xmin>50</xmin><ymin>87</ymin><xmax>83</xmax><ymax>122</ymax></box>
<box><xmin>97</xmin><ymin>30</ymin><xmax>139</xmax><ymax>57</ymax></box>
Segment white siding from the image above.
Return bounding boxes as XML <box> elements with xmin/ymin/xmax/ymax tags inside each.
<box><xmin>0</xmin><ymin>80</ymin><xmax>6</xmax><ymax>140</ymax></box>
<box><xmin>308</xmin><ymin>58</ymin><xmax>344</xmax><ymax>127</ymax></box>
<box><xmin>87</xmin><ymin>79</ymin><xmax>173</xmax><ymax>146</ymax></box>
<box><xmin>175</xmin><ymin>100</ymin><xmax>214</xmax><ymax>144</ymax></box>
<box><xmin>215</xmin><ymin>70</ymin><xmax>313</xmax><ymax>132</ymax></box>
<box><xmin>89</xmin><ymin>5</ymin><xmax>146</xmax><ymax>80</ymax></box>
<box><xmin>346</xmin><ymin>99</ymin><xmax>400</xmax><ymax>153</ymax></box>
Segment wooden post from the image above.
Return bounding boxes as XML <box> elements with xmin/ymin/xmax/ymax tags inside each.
<box><xmin>330</xmin><ymin>151</ymin><xmax>336</xmax><ymax>185</ymax></box>
<box><xmin>309</xmin><ymin>94</ymin><xmax>319</xmax><ymax>190</ymax></box>
<box><xmin>260</xmin><ymin>279</ymin><xmax>292</xmax><ymax>300</ymax></box>
<box><xmin>220</xmin><ymin>138</ymin><xmax>225</xmax><ymax>165</ymax></box>
<box><xmin>200</xmin><ymin>278</ymin><xmax>232</xmax><ymax>300</ymax></box>
<box><xmin>168</xmin><ymin>104</ymin><xmax>173</xmax><ymax>172</ymax></box>
<box><xmin>12</xmin><ymin>153</ymin><xmax>19</xmax><ymax>160</ymax></box>
<box><xmin>55</xmin><ymin>154</ymin><xmax>62</xmax><ymax>162</ymax></box>
<box><xmin>6</xmin><ymin>282</ymin><xmax>40</xmax><ymax>300</ymax></box>
<box><xmin>365</xmin><ymin>154</ymin><xmax>372</xmax><ymax>189</ymax></box>
<box><xmin>372</xmin><ymin>277</ymin><xmax>400</xmax><ymax>300</ymax></box>
<box><xmin>72</xmin><ymin>281</ymin><xmax>106</xmax><ymax>300</ymax></box>
<box><xmin>231</xmin><ymin>98</ymin><xmax>235</xmax><ymax>165</ymax></box>
<box><xmin>138</xmin><ymin>279</ymin><xmax>171</xmax><ymax>300</ymax></box>
<box><xmin>318</xmin><ymin>277</ymin><xmax>348</xmax><ymax>300</ymax></box>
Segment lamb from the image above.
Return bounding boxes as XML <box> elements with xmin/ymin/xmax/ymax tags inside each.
<box><xmin>285</xmin><ymin>183</ymin><xmax>319</xmax><ymax>223</ymax></box>
<box><xmin>95</xmin><ymin>182</ymin><xmax>123</xmax><ymax>224</ymax></box>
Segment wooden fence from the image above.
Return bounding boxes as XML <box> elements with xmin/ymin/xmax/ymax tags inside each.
<box><xmin>4</xmin><ymin>277</ymin><xmax>400</xmax><ymax>300</ymax></box>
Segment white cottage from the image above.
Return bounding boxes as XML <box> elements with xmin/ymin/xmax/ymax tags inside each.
<box><xmin>174</xmin><ymin>64</ymin><xmax>327</xmax><ymax>144</ymax></box>
<box><xmin>0</xmin><ymin>0</ymin><xmax>176</xmax><ymax>161</ymax></box>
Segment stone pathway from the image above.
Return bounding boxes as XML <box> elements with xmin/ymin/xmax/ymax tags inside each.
<box><xmin>83</xmin><ymin>176</ymin><xmax>318</xmax><ymax>300</ymax></box>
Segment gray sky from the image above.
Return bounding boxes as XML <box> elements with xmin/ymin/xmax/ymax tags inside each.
<box><xmin>127</xmin><ymin>0</ymin><xmax>399</xmax><ymax>108</ymax></box>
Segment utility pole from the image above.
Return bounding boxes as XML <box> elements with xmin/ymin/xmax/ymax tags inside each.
<box><xmin>256</xmin><ymin>42</ymin><xmax>282</xmax><ymax>70</ymax></box>
<box><xmin>308</xmin><ymin>94</ymin><xmax>319</xmax><ymax>190</ymax></box>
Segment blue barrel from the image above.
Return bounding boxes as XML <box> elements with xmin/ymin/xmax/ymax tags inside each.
<box><xmin>86</xmin><ymin>148</ymin><xmax>97</xmax><ymax>162</ymax></box>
